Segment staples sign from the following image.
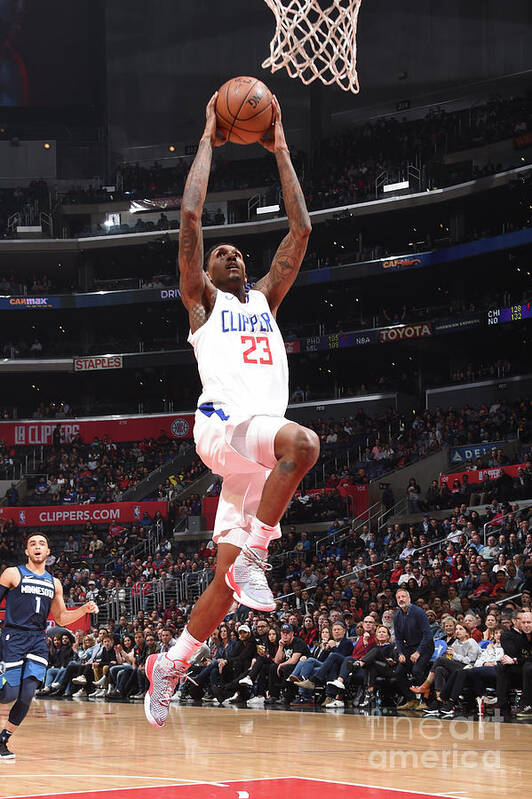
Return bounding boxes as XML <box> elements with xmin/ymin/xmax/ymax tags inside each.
<box><xmin>74</xmin><ymin>356</ymin><xmax>123</xmax><ymax>372</ymax></box>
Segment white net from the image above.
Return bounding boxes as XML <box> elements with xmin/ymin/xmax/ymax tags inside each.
<box><xmin>262</xmin><ymin>0</ymin><xmax>363</xmax><ymax>94</ymax></box>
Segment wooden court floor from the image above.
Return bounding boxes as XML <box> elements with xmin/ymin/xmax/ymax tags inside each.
<box><xmin>1</xmin><ymin>698</ymin><xmax>531</xmax><ymax>799</ymax></box>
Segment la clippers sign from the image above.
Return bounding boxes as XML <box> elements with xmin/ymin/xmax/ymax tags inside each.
<box><xmin>13</xmin><ymin>422</ymin><xmax>81</xmax><ymax>445</ymax></box>
<box><xmin>439</xmin><ymin>464</ymin><xmax>524</xmax><ymax>486</ymax></box>
<box><xmin>0</xmin><ymin>412</ymin><xmax>194</xmax><ymax>446</ymax></box>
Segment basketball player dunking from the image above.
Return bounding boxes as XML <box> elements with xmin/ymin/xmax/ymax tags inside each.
<box><xmin>144</xmin><ymin>93</ymin><xmax>319</xmax><ymax>727</ymax></box>
<box><xmin>0</xmin><ymin>533</ymin><xmax>98</xmax><ymax>759</ymax></box>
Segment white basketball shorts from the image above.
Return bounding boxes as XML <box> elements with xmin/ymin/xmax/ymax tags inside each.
<box><xmin>194</xmin><ymin>410</ymin><xmax>291</xmax><ymax>549</ymax></box>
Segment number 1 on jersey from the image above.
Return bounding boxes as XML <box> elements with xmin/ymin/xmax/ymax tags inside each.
<box><xmin>35</xmin><ymin>596</ymin><xmax>41</xmax><ymax>614</ymax></box>
<box><xmin>241</xmin><ymin>335</ymin><xmax>273</xmax><ymax>365</ymax></box>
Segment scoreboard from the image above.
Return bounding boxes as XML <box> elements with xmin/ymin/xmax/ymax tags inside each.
<box><xmin>487</xmin><ymin>302</ymin><xmax>532</xmax><ymax>325</ymax></box>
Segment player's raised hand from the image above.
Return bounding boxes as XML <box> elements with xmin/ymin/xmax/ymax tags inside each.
<box><xmin>85</xmin><ymin>600</ymin><xmax>99</xmax><ymax>614</ymax></box>
<box><xmin>260</xmin><ymin>96</ymin><xmax>287</xmax><ymax>153</ymax></box>
<box><xmin>203</xmin><ymin>92</ymin><xmax>227</xmax><ymax>148</ymax></box>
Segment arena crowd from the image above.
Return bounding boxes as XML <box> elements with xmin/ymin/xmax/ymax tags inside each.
<box><xmin>1</xmin><ymin>395</ymin><xmax>530</xmax><ymax>720</ymax></box>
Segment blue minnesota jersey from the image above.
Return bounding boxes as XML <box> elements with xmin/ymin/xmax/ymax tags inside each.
<box><xmin>4</xmin><ymin>565</ymin><xmax>56</xmax><ymax>631</ymax></box>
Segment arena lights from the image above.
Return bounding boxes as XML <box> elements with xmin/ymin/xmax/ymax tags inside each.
<box><xmin>256</xmin><ymin>204</ymin><xmax>280</xmax><ymax>215</ymax></box>
<box><xmin>104</xmin><ymin>213</ymin><xmax>120</xmax><ymax>228</ymax></box>
<box><xmin>43</xmin><ymin>142</ymin><xmax>51</xmax><ymax>150</ymax></box>
<box><xmin>168</xmin><ymin>145</ymin><xmax>176</xmax><ymax>152</ymax></box>
<box><xmin>383</xmin><ymin>180</ymin><xmax>409</xmax><ymax>193</ymax></box>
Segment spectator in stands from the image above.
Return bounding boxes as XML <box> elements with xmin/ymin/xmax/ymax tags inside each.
<box><xmin>49</xmin><ymin>632</ymin><xmax>103</xmax><ymax>697</ymax></box>
<box><xmin>30</xmin><ymin>338</ymin><xmax>43</xmax><ymax>356</ymax></box>
<box><xmin>290</xmin><ymin>621</ymin><xmax>352</xmax><ymax>706</ymax></box>
<box><xmin>393</xmin><ymin>588</ymin><xmax>434</xmax><ymax>709</ymax></box>
<box><xmin>288</xmin><ymin>624</ymin><xmax>331</xmax><ymax>690</ymax></box>
<box><xmin>416</xmin><ymin>622</ymin><xmax>480</xmax><ymax>715</ymax></box>
<box><xmin>107</xmin><ymin>635</ymin><xmax>136</xmax><ymax>699</ymax></box>
<box><xmin>406</xmin><ymin>479</ymin><xmax>422</xmax><ymax>513</ymax></box>
<box><xmin>189</xmin><ymin>623</ymin><xmax>236</xmax><ymax>701</ymax></box>
<box><xmin>4</xmin><ymin>483</ymin><xmax>18</xmax><ymax>506</ymax></box>
<box><xmin>37</xmin><ymin>634</ymin><xmax>69</xmax><ymax>696</ymax></box>
<box><xmin>496</xmin><ymin>609</ymin><xmax>532</xmax><ymax>717</ymax></box>
<box><xmin>522</xmin><ymin>560</ymin><xmax>532</xmax><ymax>595</ymax></box>
<box><xmin>89</xmin><ymin>633</ymin><xmax>118</xmax><ymax>698</ymax></box>
<box><xmin>265</xmin><ymin>624</ymin><xmax>310</xmax><ymax>705</ymax></box>
<box><xmin>211</xmin><ymin>624</ymin><xmax>258</xmax><ymax>705</ymax></box>
<box><xmin>346</xmin><ymin>624</ymin><xmax>399</xmax><ymax>709</ymax></box>
<box><xmin>426</xmin><ymin>481</ymin><xmax>442</xmax><ymax>511</ymax></box>
<box><xmin>130</xmin><ymin>631</ymin><xmax>158</xmax><ymax>700</ymax></box>
<box><xmin>469</xmin><ymin>573</ymin><xmax>499</xmax><ymax>607</ymax></box>
<box><xmin>438</xmin><ymin>626</ymin><xmax>506</xmax><ymax>716</ymax></box>
<box><xmin>300</xmin><ymin>615</ymin><xmax>318</xmax><ymax>647</ymax></box>
<box><xmin>300</xmin><ymin>564</ymin><xmax>319</xmax><ymax>588</ymax></box>
<box><xmin>239</xmin><ymin>625</ymin><xmax>279</xmax><ymax>706</ymax></box>
<box><xmin>425</xmin><ymin>609</ymin><xmax>444</xmax><ymax>640</ymax></box>
<box><xmin>482</xmin><ymin>612</ymin><xmax>500</xmax><ymax>641</ymax></box>
<box><xmin>300</xmin><ymin>615</ymin><xmax>376</xmax><ymax>702</ymax></box>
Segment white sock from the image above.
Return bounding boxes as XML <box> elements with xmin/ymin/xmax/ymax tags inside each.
<box><xmin>167</xmin><ymin>626</ymin><xmax>203</xmax><ymax>664</ymax></box>
<box><xmin>247</xmin><ymin>517</ymin><xmax>280</xmax><ymax>550</ymax></box>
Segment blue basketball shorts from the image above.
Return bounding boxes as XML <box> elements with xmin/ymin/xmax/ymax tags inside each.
<box><xmin>0</xmin><ymin>628</ymin><xmax>49</xmax><ymax>687</ymax></box>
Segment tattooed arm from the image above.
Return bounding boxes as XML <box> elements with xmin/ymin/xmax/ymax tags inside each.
<box><xmin>179</xmin><ymin>93</ymin><xmax>225</xmax><ymax>332</ymax></box>
<box><xmin>255</xmin><ymin>97</ymin><xmax>311</xmax><ymax>315</ymax></box>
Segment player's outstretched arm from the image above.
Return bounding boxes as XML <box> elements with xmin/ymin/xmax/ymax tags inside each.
<box><xmin>179</xmin><ymin>93</ymin><xmax>225</xmax><ymax>332</ymax></box>
<box><xmin>50</xmin><ymin>578</ymin><xmax>98</xmax><ymax>626</ymax></box>
<box><xmin>256</xmin><ymin>96</ymin><xmax>311</xmax><ymax>314</ymax></box>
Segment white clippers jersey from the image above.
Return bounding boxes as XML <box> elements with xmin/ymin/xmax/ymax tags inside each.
<box><xmin>188</xmin><ymin>289</ymin><xmax>289</xmax><ymax>419</ymax></box>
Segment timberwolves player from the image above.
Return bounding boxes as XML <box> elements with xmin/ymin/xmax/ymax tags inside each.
<box><xmin>144</xmin><ymin>93</ymin><xmax>319</xmax><ymax>727</ymax></box>
<box><xmin>0</xmin><ymin>533</ymin><xmax>97</xmax><ymax>759</ymax></box>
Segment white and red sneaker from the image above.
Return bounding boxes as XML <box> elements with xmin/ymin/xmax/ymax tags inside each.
<box><xmin>225</xmin><ymin>545</ymin><xmax>276</xmax><ymax>611</ymax></box>
<box><xmin>144</xmin><ymin>653</ymin><xmax>189</xmax><ymax>728</ymax></box>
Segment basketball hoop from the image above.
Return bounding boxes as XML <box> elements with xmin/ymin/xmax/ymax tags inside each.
<box><xmin>262</xmin><ymin>0</ymin><xmax>363</xmax><ymax>94</ymax></box>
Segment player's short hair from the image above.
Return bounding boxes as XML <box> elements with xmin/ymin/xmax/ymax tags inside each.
<box><xmin>25</xmin><ymin>532</ymin><xmax>50</xmax><ymax>548</ymax></box>
<box><xmin>204</xmin><ymin>242</ymin><xmax>242</xmax><ymax>271</ymax></box>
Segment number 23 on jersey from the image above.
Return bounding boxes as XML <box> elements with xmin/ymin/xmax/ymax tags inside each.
<box><xmin>241</xmin><ymin>335</ymin><xmax>273</xmax><ymax>365</ymax></box>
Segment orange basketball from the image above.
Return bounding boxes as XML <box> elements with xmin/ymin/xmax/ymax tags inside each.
<box><xmin>215</xmin><ymin>76</ymin><xmax>274</xmax><ymax>145</ymax></box>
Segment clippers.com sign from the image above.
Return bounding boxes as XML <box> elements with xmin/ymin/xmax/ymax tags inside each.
<box><xmin>0</xmin><ymin>500</ymin><xmax>168</xmax><ymax>528</ymax></box>
<box><xmin>0</xmin><ymin>413</ymin><xmax>193</xmax><ymax>446</ymax></box>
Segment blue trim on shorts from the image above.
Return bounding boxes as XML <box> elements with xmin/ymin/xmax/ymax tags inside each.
<box><xmin>198</xmin><ymin>403</ymin><xmax>230</xmax><ymax>421</ymax></box>
<box><xmin>2</xmin><ymin>659</ymin><xmax>47</xmax><ymax>687</ymax></box>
